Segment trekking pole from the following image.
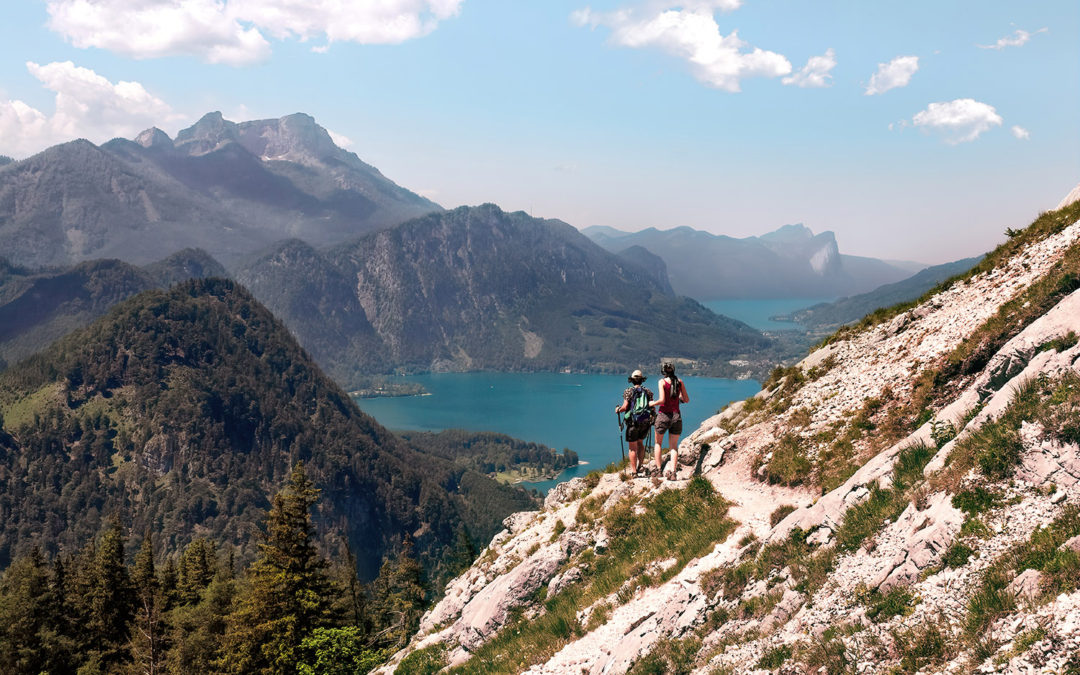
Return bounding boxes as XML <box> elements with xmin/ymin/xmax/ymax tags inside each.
<box><xmin>616</xmin><ymin>411</ymin><xmax>625</xmax><ymax>465</ymax></box>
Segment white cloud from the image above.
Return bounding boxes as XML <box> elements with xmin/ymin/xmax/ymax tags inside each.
<box><xmin>573</xmin><ymin>4</ymin><xmax>791</xmax><ymax>92</ymax></box>
<box><xmin>978</xmin><ymin>27</ymin><xmax>1047</xmax><ymax>50</ymax></box>
<box><xmin>0</xmin><ymin>61</ymin><xmax>180</xmax><ymax>158</ymax></box>
<box><xmin>911</xmin><ymin>98</ymin><xmax>1003</xmax><ymax>144</ymax></box>
<box><xmin>782</xmin><ymin>48</ymin><xmax>836</xmax><ymax>88</ymax></box>
<box><xmin>45</xmin><ymin>0</ymin><xmax>463</xmax><ymax>66</ymax></box>
<box><xmin>865</xmin><ymin>55</ymin><xmax>918</xmax><ymax>95</ymax></box>
<box><xmin>1011</xmin><ymin>125</ymin><xmax>1030</xmax><ymax>140</ymax></box>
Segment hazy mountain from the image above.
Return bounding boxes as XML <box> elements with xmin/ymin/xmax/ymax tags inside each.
<box><xmin>0</xmin><ymin>278</ymin><xmax>536</xmax><ymax>579</ymax></box>
<box><xmin>582</xmin><ymin>223</ymin><xmax>918</xmax><ymax>300</ymax></box>
<box><xmin>238</xmin><ymin>204</ymin><xmax>770</xmax><ymax>385</ymax></box>
<box><xmin>786</xmin><ymin>255</ymin><xmax>984</xmax><ymax>329</ymax></box>
<box><xmin>0</xmin><ymin>249</ymin><xmax>227</xmax><ymax>368</ymax></box>
<box><xmin>616</xmin><ymin>245</ymin><xmax>674</xmax><ymax>295</ymax></box>
<box><xmin>0</xmin><ymin>112</ymin><xmax>440</xmax><ymax>269</ymax></box>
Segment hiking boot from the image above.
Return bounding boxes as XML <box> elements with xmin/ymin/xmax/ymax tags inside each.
<box><xmin>664</xmin><ymin>470</ymin><xmax>676</xmax><ymax>481</ymax></box>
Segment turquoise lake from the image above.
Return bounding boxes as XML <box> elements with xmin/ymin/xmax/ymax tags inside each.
<box><xmin>353</xmin><ymin>372</ymin><xmax>760</xmax><ymax>493</ymax></box>
<box><xmin>702</xmin><ymin>298</ymin><xmax>833</xmax><ymax>331</ymax></box>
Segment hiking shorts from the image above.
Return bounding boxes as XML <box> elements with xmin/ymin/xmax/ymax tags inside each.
<box><xmin>626</xmin><ymin>422</ymin><xmax>650</xmax><ymax>443</ymax></box>
<box><xmin>655</xmin><ymin>411</ymin><xmax>682</xmax><ymax>436</ymax></box>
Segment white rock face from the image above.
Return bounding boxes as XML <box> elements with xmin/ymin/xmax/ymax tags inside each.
<box><xmin>384</xmin><ymin>215</ymin><xmax>1080</xmax><ymax>674</ymax></box>
<box><xmin>1057</xmin><ymin>181</ymin><xmax>1080</xmax><ymax>210</ymax></box>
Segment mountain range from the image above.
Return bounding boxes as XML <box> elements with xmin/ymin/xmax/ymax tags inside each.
<box><xmin>0</xmin><ymin>248</ymin><xmax>225</xmax><ymax>368</ymax></box>
<box><xmin>583</xmin><ymin>223</ymin><xmax>919</xmax><ymax>300</ymax></box>
<box><xmin>0</xmin><ymin>112</ymin><xmax>439</xmax><ymax>269</ymax></box>
<box><xmin>236</xmin><ymin>204</ymin><xmax>771</xmax><ymax>384</ymax></box>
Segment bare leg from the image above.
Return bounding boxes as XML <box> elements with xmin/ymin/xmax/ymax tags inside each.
<box><xmin>668</xmin><ymin>434</ymin><xmax>680</xmax><ymax>477</ymax></box>
<box><xmin>628</xmin><ymin>442</ymin><xmax>640</xmax><ymax>475</ymax></box>
<box><xmin>654</xmin><ymin>432</ymin><xmax>665</xmax><ymax>471</ymax></box>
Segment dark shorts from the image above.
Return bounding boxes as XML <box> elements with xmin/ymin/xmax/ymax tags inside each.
<box><xmin>626</xmin><ymin>423</ymin><xmax>650</xmax><ymax>443</ymax></box>
<box><xmin>655</xmin><ymin>411</ymin><xmax>682</xmax><ymax>436</ymax></box>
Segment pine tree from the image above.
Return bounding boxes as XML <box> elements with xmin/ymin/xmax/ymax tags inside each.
<box><xmin>178</xmin><ymin>538</ymin><xmax>218</xmax><ymax>604</ymax></box>
<box><xmin>0</xmin><ymin>547</ymin><xmax>51</xmax><ymax>673</ymax></box>
<box><xmin>222</xmin><ymin>463</ymin><xmax>334</xmax><ymax>674</ymax></box>
<box><xmin>76</xmin><ymin>521</ymin><xmax>135</xmax><ymax>670</ymax></box>
<box><xmin>129</xmin><ymin>534</ymin><xmax>167</xmax><ymax>675</ymax></box>
<box><xmin>368</xmin><ymin>536</ymin><xmax>426</xmax><ymax>650</ymax></box>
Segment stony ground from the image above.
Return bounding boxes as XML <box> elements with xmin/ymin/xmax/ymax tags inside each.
<box><xmin>378</xmin><ymin>216</ymin><xmax>1080</xmax><ymax>674</ymax></box>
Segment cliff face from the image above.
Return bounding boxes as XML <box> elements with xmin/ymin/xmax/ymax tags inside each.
<box><xmin>382</xmin><ymin>199</ymin><xmax>1080</xmax><ymax>674</ymax></box>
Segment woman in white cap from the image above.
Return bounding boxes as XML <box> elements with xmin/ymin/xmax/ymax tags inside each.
<box><xmin>615</xmin><ymin>369</ymin><xmax>654</xmax><ymax>476</ymax></box>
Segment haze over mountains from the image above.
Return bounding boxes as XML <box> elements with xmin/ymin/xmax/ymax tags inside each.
<box><xmin>0</xmin><ymin>112</ymin><xmax>439</xmax><ymax>268</ymax></box>
<box><xmin>584</xmin><ymin>223</ymin><xmax>919</xmax><ymax>301</ymax></box>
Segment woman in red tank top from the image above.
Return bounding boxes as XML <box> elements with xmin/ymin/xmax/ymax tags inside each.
<box><xmin>653</xmin><ymin>362</ymin><xmax>689</xmax><ymax>480</ymax></box>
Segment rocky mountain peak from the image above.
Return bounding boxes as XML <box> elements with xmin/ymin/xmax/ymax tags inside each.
<box><xmin>759</xmin><ymin>222</ymin><xmax>815</xmax><ymax>243</ymax></box>
<box><xmin>134</xmin><ymin>126</ymin><xmax>173</xmax><ymax>150</ymax></box>
<box><xmin>174</xmin><ymin>111</ymin><xmax>239</xmax><ymax>155</ymax></box>
<box><xmin>234</xmin><ymin>112</ymin><xmax>341</xmax><ymax>165</ymax></box>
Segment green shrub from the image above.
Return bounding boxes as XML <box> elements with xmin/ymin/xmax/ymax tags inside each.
<box><xmin>863</xmin><ymin>586</ymin><xmax>916</xmax><ymax>623</ymax></box>
<box><xmin>770</xmin><ymin>504</ymin><xmax>797</xmax><ymax>528</ymax></box>
<box><xmin>397</xmin><ymin>644</ymin><xmax>448</xmax><ymax>675</ymax></box>
<box><xmin>627</xmin><ymin>637</ymin><xmax>700</xmax><ymax>675</ymax></box>
<box><xmin>893</xmin><ymin>620</ymin><xmax>955</xmax><ymax>674</ymax></box>
<box><xmin>974</xmin><ymin>425</ymin><xmax>1022</xmax><ymax>479</ymax></box>
<box><xmin>942</xmin><ymin>542</ymin><xmax>974</xmax><ymax>568</ymax></box>
<box><xmin>951</xmin><ymin>487</ymin><xmax>1001</xmax><ymax>516</ymax></box>
<box><xmin>755</xmin><ymin>644</ymin><xmax>792</xmax><ymax>670</ymax></box>
<box><xmin>762</xmin><ymin>435</ymin><xmax>811</xmax><ymax>486</ymax></box>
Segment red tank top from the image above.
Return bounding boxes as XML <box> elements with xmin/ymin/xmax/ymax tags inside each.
<box><xmin>660</xmin><ymin>379</ymin><xmax>680</xmax><ymax>415</ymax></box>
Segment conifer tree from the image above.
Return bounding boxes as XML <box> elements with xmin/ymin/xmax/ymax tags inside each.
<box><xmin>77</xmin><ymin>521</ymin><xmax>135</xmax><ymax>670</ymax></box>
<box><xmin>129</xmin><ymin>534</ymin><xmax>167</xmax><ymax>675</ymax></box>
<box><xmin>222</xmin><ymin>463</ymin><xmax>333</xmax><ymax>674</ymax></box>
<box><xmin>0</xmin><ymin>547</ymin><xmax>51</xmax><ymax>673</ymax></box>
<box><xmin>368</xmin><ymin>536</ymin><xmax>426</xmax><ymax>650</ymax></box>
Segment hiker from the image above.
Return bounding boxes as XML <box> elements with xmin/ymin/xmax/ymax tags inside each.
<box><xmin>615</xmin><ymin>369</ymin><xmax>654</xmax><ymax>476</ymax></box>
<box><xmin>654</xmin><ymin>362</ymin><xmax>689</xmax><ymax>480</ymax></box>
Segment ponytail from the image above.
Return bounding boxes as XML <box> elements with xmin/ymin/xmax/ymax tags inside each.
<box><xmin>662</xmin><ymin>362</ymin><xmax>679</xmax><ymax>397</ymax></box>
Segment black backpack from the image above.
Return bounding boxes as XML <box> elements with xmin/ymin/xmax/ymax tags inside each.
<box><xmin>625</xmin><ymin>386</ymin><xmax>654</xmax><ymax>427</ymax></box>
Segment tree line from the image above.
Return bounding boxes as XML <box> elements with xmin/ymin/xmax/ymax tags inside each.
<box><xmin>0</xmin><ymin>464</ymin><xmax>440</xmax><ymax>674</ymax></box>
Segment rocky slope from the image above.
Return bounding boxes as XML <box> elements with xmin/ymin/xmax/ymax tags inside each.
<box><xmin>786</xmin><ymin>255</ymin><xmax>982</xmax><ymax>330</ymax></box>
<box><xmin>381</xmin><ymin>198</ymin><xmax>1080</xmax><ymax>673</ymax></box>
<box><xmin>0</xmin><ymin>112</ymin><xmax>438</xmax><ymax>268</ymax></box>
<box><xmin>583</xmin><ymin>223</ymin><xmax>916</xmax><ymax>301</ymax></box>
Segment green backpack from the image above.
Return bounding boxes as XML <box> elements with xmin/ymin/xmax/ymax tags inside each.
<box><xmin>625</xmin><ymin>386</ymin><xmax>654</xmax><ymax>427</ymax></box>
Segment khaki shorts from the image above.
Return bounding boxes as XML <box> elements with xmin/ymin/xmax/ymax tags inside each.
<box><xmin>655</xmin><ymin>411</ymin><xmax>682</xmax><ymax>436</ymax></box>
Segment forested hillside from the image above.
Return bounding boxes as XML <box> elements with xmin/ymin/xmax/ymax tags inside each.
<box><xmin>0</xmin><ymin>278</ymin><xmax>535</xmax><ymax>583</ymax></box>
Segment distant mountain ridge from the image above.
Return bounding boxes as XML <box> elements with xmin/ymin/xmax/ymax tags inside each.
<box><xmin>237</xmin><ymin>204</ymin><xmax>771</xmax><ymax>384</ymax></box>
<box><xmin>0</xmin><ymin>248</ymin><xmax>227</xmax><ymax>367</ymax></box>
<box><xmin>0</xmin><ymin>112</ymin><xmax>439</xmax><ymax>269</ymax></box>
<box><xmin>583</xmin><ymin>223</ymin><xmax>918</xmax><ymax>300</ymax></box>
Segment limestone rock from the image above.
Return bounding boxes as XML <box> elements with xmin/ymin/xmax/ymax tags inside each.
<box><xmin>1006</xmin><ymin>569</ymin><xmax>1045</xmax><ymax>601</ymax></box>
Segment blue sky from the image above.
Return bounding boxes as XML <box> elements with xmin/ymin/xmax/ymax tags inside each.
<box><xmin>0</xmin><ymin>1</ymin><xmax>1077</xmax><ymax>264</ymax></box>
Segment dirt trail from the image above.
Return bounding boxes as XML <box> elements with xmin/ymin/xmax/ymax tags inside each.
<box><xmin>706</xmin><ymin>446</ymin><xmax>815</xmax><ymax>539</ymax></box>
